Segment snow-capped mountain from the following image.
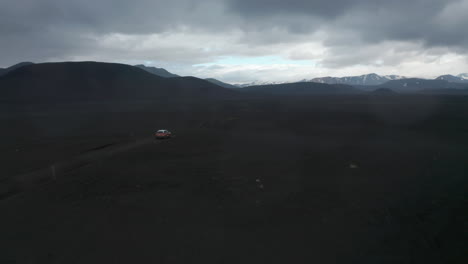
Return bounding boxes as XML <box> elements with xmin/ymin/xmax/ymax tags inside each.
<box><xmin>308</xmin><ymin>73</ymin><xmax>407</xmax><ymax>86</ymax></box>
<box><xmin>457</xmin><ymin>73</ymin><xmax>468</xmax><ymax>80</ymax></box>
<box><xmin>235</xmin><ymin>74</ymin><xmax>408</xmax><ymax>88</ymax></box>
<box><xmin>385</xmin><ymin>75</ymin><xmax>407</xmax><ymax>80</ymax></box>
<box><xmin>436</xmin><ymin>74</ymin><xmax>468</xmax><ymax>83</ymax></box>
<box><xmin>235</xmin><ymin>81</ymin><xmax>290</xmax><ymax>88</ymax></box>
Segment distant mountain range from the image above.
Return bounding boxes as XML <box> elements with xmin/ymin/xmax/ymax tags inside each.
<box><xmin>194</xmin><ymin>71</ymin><xmax>468</xmax><ymax>94</ymax></box>
<box><xmin>306</xmin><ymin>73</ymin><xmax>407</xmax><ymax>86</ymax></box>
<box><xmin>134</xmin><ymin>68</ymin><xmax>468</xmax><ymax>88</ymax></box>
<box><xmin>459</xmin><ymin>73</ymin><xmax>468</xmax><ymax>79</ymax></box>
<box><xmin>1</xmin><ymin>61</ymin><xmax>467</xmax><ymax>96</ymax></box>
<box><xmin>239</xmin><ymin>73</ymin><xmax>468</xmax><ymax>87</ymax></box>
<box><xmin>234</xmin><ymin>81</ymin><xmax>290</xmax><ymax>88</ymax></box>
<box><xmin>435</xmin><ymin>74</ymin><xmax>468</xmax><ymax>83</ymax></box>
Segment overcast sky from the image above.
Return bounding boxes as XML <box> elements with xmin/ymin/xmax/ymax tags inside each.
<box><xmin>1</xmin><ymin>0</ymin><xmax>467</xmax><ymax>83</ymax></box>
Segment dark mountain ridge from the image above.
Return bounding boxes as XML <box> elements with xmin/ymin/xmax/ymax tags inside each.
<box><xmin>134</xmin><ymin>64</ymin><xmax>236</xmax><ymax>89</ymax></box>
<box><xmin>376</xmin><ymin>78</ymin><xmax>467</xmax><ymax>92</ymax></box>
<box><xmin>0</xmin><ymin>62</ymin><xmax>235</xmax><ymax>103</ymax></box>
<box><xmin>204</xmin><ymin>78</ymin><xmax>238</xmax><ymax>89</ymax></box>
<box><xmin>0</xmin><ymin>62</ymin><xmax>34</xmax><ymax>77</ymax></box>
<box><xmin>356</xmin><ymin>78</ymin><xmax>468</xmax><ymax>93</ymax></box>
<box><xmin>436</xmin><ymin>74</ymin><xmax>468</xmax><ymax>83</ymax></box>
<box><xmin>371</xmin><ymin>87</ymin><xmax>398</xmax><ymax>95</ymax></box>
<box><xmin>134</xmin><ymin>64</ymin><xmax>180</xmax><ymax>78</ymax></box>
<box><xmin>2</xmin><ymin>61</ymin><xmax>468</xmax><ymax>98</ymax></box>
<box><xmin>240</xmin><ymin>82</ymin><xmax>362</xmax><ymax>95</ymax></box>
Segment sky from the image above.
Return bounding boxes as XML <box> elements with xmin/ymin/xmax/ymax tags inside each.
<box><xmin>1</xmin><ymin>0</ymin><xmax>467</xmax><ymax>83</ymax></box>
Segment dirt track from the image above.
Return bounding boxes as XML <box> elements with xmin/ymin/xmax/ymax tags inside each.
<box><xmin>0</xmin><ymin>137</ymin><xmax>159</xmax><ymax>201</ymax></box>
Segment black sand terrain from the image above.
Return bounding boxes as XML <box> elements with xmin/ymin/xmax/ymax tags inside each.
<box><xmin>0</xmin><ymin>95</ymin><xmax>467</xmax><ymax>263</ymax></box>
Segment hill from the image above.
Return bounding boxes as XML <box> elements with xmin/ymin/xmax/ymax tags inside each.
<box><xmin>357</xmin><ymin>78</ymin><xmax>468</xmax><ymax>93</ymax></box>
<box><xmin>0</xmin><ymin>62</ymin><xmax>34</xmax><ymax>77</ymax></box>
<box><xmin>134</xmin><ymin>64</ymin><xmax>180</xmax><ymax>78</ymax></box>
<box><xmin>134</xmin><ymin>65</ymin><xmax>237</xmax><ymax>89</ymax></box>
<box><xmin>377</xmin><ymin>78</ymin><xmax>467</xmax><ymax>92</ymax></box>
<box><xmin>371</xmin><ymin>87</ymin><xmax>397</xmax><ymax>95</ymax></box>
<box><xmin>239</xmin><ymin>82</ymin><xmax>362</xmax><ymax>95</ymax></box>
<box><xmin>205</xmin><ymin>78</ymin><xmax>237</xmax><ymax>89</ymax></box>
<box><xmin>420</xmin><ymin>88</ymin><xmax>468</xmax><ymax>95</ymax></box>
<box><xmin>0</xmin><ymin>62</ymin><xmax>235</xmax><ymax>103</ymax></box>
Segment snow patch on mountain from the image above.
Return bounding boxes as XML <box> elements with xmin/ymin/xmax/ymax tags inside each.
<box><xmin>436</xmin><ymin>74</ymin><xmax>468</xmax><ymax>83</ymax></box>
<box><xmin>458</xmin><ymin>73</ymin><xmax>468</xmax><ymax>80</ymax></box>
<box><xmin>308</xmin><ymin>73</ymin><xmax>407</xmax><ymax>86</ymax></box>
<box><xmin>234</xmin><ymin>81</ymin><xmax>291</xmax><ymax>88</ymax></box>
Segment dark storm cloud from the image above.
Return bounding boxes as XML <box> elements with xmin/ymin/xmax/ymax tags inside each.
<box><xmin>0</xmin><ymin>0</ymin><xmax>228</xmax><ymax>65</ymax></box>
<box><xmin>227</xmin><ymin>0</ymin><xmax>468</xmax><ymax>48</ymax></box>
<box><xmin>0</xmin><ymin>0</ymin><xmax>467</xmax><ymax>73</ymax></box>
<box><xmin>0</xmin><ymin>0</ymin><xmax>215</xmax><ymax>35</ymax></box>
<box><xmin>227</xmin><ymin>0</ymin><xmax>356</xmax><ymax>18</ymax></box>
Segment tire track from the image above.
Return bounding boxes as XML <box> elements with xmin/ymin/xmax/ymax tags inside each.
<box><xmin>0</xmin><ymin>137</ymin><xmax>160</xmax><ymax>201</ymax></box>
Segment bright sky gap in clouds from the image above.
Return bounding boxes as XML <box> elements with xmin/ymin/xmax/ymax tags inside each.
<box><xmin>1</xmin><ymin>0</ymin><xmax>467</xmax><ymax>83</ymax></box>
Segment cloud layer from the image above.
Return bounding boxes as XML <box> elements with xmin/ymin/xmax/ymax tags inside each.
<box><xmin>1</xmin><ymin>0</ymin><xmax>467</xmax><ymax>82</ymax></box>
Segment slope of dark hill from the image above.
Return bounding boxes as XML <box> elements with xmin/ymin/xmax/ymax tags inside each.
<box><xmin>134</xmin><ymin>65</ymin><xmax>237</xmax><ymax>89</ymax></box>
<box><xmin>377</xmin><ymin>78</ymin><xmax>467</xmax><ymax>92</ymax></box>
<box><xmin>135</xmin><ymin>64</ymin><xmax>180</xmax><ymax>78</ymax></box>
<box><xmin>240</xmin><ymin>82</ymin><xmax>362</xmax><ymax>95</ymax></box>
<box><xmin>205</xmin><ymin>78</ymin><xmax>237</xmax><ymax>89</ymax></box>
<box><xmin>371</xmin><ymin>87</ymin><xmax>397</xmax><ymax>95</ymax></box>
<box><xmin>0</xmin><ymin>62</ymin><xmax>235</xmax><ymax>103</ymax></box>
<box><xmin>0</xmin><ymin>62</ymin><xmax>34</xmax><ymax>77</ymax></box>
<box><xmin>420</xmin><ymin>88</ymin><xmax>468</xmax><ymax>95</ymax></box>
